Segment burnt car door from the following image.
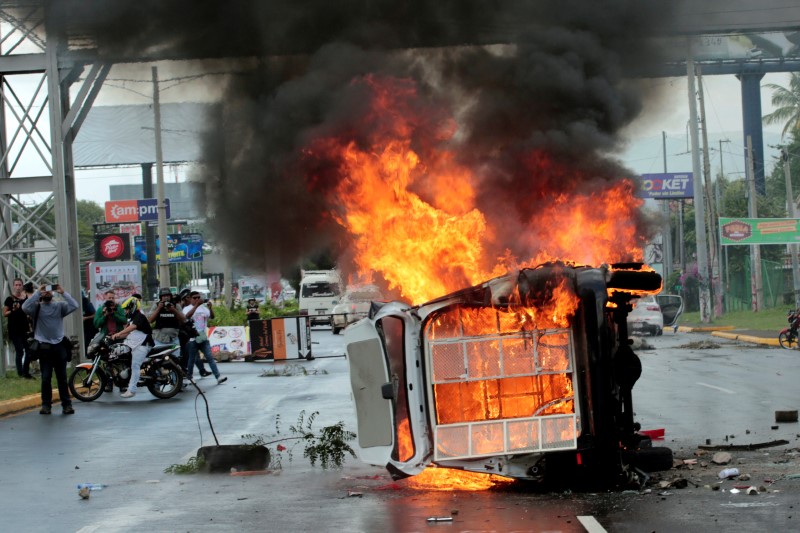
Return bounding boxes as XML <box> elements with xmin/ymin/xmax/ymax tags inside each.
<box><xmin>345</xmin><ymin>303</ymin><xmax>431</xmax><ymax>477</ymax></box>
<box><xmin>655</xmin><ymin>294</ymin><xmax>683</xmax><ymax>328</ymax></box>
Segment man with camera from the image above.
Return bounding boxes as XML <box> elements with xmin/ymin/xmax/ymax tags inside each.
<box><xmin>92</xmin><ymin>290</ymin><xmax>126</xmax><ymax>341</ymax></box>
<box><xmin>184</xmin><ymin>291</ymin><xmax>226</xmax><ymax>385</ymax></box>
<box><xmin>148</xmin><ymin>288</ymin><xmax>186</xmax><ymax>345</ymax></box>
<box><xmin>22</xmin><ymin>283</ymin><xmax>79</xmax><ymax>415</ymax></box>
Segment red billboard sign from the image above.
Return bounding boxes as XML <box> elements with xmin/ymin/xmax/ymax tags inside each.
<box><xmin>104</xmin><ymin>200</ymin><xmax>139</xmax><ymax>223</ymax></box>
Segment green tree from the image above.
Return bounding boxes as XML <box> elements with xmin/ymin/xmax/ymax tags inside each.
<box><xmin>763</xmin><ymin>73</ymin><xmax>800</xmax><ymax>138</ymax></box>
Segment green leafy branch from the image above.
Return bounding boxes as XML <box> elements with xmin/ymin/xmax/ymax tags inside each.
<box><xmin>242</xmin><ymin>410</ymin><xmax>356</xmax><ymax>469</ymax></box>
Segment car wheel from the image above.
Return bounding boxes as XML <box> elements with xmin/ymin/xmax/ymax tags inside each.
<box><xmin>656</xmin><ymin>327</ymin><xmax>663</xmax><ymax>336</ymax></box>
<box><xmin>333</xmin><ymin>326</ymin><xmax>342</xmax><ymax>335</ymax></box>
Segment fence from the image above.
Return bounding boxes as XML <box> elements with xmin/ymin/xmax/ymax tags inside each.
<box><xmin>678</xmin><ymin>258</ymin><xmax>792</xmax><ymax>313</ymax></box>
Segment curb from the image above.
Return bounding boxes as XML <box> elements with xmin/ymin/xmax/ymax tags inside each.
<box><xmin>711</xmin><ymin>330</ymin><xmax>780</xmax><ymax>347</ymax></box>
<box><xmin>0</xmin><ymin>391</ymin><xmax>58</xmax><ymax>417</ymax></box>
<box><xmin>677</xmin><ymin>325</ymin><xmax>737</xmax><ymax>333</ymax></box>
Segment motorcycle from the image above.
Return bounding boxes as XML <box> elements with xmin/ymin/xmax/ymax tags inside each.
<box><xmin>778</xmin><ymin>309</ymin><xmax>800</xmax><ymax>349</ymax></box>
<box><xmin>68</xmin><ymin>335</ymin><xmax>184</xmax><ymax>401</ymax></box>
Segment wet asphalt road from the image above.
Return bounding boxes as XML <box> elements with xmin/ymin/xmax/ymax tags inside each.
<box><xmin>1</xmin><ymin>328</ymin><xmax>800</xmax><ymax>532</ymax></box>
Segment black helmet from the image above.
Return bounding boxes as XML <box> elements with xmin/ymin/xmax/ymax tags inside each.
<box><xmin>178</xmin><ymin>288</ymin><xmax>191</xmax><ymax>300</ymax></box>
<box><xmin>159</xmin><ymin>287</ymin><xmax>172</xmax><ymax>297</ymax></box>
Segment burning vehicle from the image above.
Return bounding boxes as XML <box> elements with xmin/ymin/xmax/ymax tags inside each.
<box><xmin>345</xmin><ymin>262</ymin><xmax>671</xmax><ymax>487</ymax></box>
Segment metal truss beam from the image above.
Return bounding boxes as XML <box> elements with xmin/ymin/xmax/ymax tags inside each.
<box><xmin>0</xmin><ymin>4</ymin><xmax>108</xmax><ymax>371</ymax></box>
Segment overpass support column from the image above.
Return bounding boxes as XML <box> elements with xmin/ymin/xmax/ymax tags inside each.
<box><xmin>738</xmin><ymin>72</ymin><xmax>766</xmax><ymax>196</ymax></box>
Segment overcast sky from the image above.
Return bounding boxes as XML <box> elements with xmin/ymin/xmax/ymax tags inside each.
<box><xmin>68</xmin><ymin>66</ymin><xmax>790</xmax><ymax>207</ymax></box>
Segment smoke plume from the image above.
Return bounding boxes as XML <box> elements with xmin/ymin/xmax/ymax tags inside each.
<box><xmin>49</xmin><ymin>0</ymin><xmax>677</xmax><ymax>282</ymax></box>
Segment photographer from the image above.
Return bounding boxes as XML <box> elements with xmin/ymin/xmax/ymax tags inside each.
<box><xmin>92</xmin><ymin>290</ymin><xmax>126</xmax><ymax>341</ymax></box>
<box><xmin>148</xmin><ymin>288</ymin><xmax>185</xmax><ymax>345</ymax></box>
<box><xmin>22</xmin><ymin>283</ymin><xmax>79</xmax><ymax>415</ymax></box>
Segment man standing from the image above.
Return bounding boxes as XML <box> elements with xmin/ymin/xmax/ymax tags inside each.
<box><xmin>177</xmin><ymin>289</ymin><xmax>211</xmax><ymax>377</ymax></box>
<box><xmin>23</xmin><ymin>284</ymin><xmax>79</xmax><ymax>415</ymax></box>
<box><xmin>184</xmin><ymin>291</ymin><xmax>226</xmax><ymax>385</ymax></box>
<box><xmin>4</xmin><ymin>278</ymin><xmax>33</xmax><ymax>378</ymax></box>
<box><xmin>148</xmin><ymin>288</ymin><xmax>185</xmax><ymax>345</ymax></box>
<box><xmin>245</xmin><ymin>298</ymin><xmax>261</xmax><ymax>323</ymax></box>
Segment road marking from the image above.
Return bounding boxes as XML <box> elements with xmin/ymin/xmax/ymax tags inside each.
<box><xmin>696</xmin><ymin>382</ymin><xmax>735</xmax><ymax>394</ymax></box>
<box><xmin>577</xmin><ymin>515</ymin><xmax>608</xmax><ymax>533</ymax></box>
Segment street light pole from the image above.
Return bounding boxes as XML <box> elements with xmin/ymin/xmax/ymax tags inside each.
<box><xmin>152</xmin><ymin>66</ymin><xmax>170</xmax><ymax>290</ymax></box>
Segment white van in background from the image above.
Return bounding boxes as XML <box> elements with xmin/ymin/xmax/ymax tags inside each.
<box><xmin>299</xmin><ymin>269</ymin><xmax>343</xmax><ymax>327</ymax></box>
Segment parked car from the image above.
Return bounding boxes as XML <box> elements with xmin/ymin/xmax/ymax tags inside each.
<box><xmin>655</xmin><ymin>294</ymin><xmax>684</xmax><ymax>333</ymax></box>
<box><xmin>627</xmin><ymin>295</ymin><xmax>664</xmax><ymax>336</ymax></box>
<box><xmin>331</xmin><ymin>284</ymin><xmax>384</xmax><ymax>334</ymax></box>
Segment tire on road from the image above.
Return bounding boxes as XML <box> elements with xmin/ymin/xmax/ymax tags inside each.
<box><xmin>146</xmin><ymin>362</ymin><xmax>183</xmax><ymax>399</ymax></box>
<box><xmin>68</xmin><ymin>366</ymin><xmax>106</xmax><ymax>402</ymax></box>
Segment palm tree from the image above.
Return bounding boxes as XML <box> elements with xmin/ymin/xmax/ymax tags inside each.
<box><xmin>763</xmin><ymin>73</ymin><xmax>800</xmax><ymax>138</ymax></box>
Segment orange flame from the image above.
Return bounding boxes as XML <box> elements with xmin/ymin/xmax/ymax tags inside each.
<box><xmin>311</xmin><ymin>75</ymin><xmax>645</xmax><ymax>304</ymax></box>
<box><xmin>405</xmin><ymin>467</ymin><xmax>514</xmax><ymax>491</ymax></box>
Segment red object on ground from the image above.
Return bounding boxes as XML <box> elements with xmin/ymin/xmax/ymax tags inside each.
<box><xmin>639</xmin><ymin>428</ymin><xmax>665</xmax><ymax>439</ymax></box>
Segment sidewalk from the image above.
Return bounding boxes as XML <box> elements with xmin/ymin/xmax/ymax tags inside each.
<box><xmin>678</xmin><ymin>325</ymin><xmax>780</xmax><ymax>347</ymax></box>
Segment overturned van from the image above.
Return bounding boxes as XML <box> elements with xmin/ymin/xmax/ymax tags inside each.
<box><xmin>345</xmin><ymin>262</ymin><xmax>671</xmax><ymax>487</ymax></box>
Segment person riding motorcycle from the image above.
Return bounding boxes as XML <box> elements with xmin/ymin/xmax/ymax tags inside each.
<box><xmin>112</xmin><ymin>296</ymin><xmax>154</xmax><ymax>398</ymax></box>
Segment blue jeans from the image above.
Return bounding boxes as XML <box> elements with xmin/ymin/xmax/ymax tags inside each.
<box><xmin>39</xmin><ymin>343</ymin><xmax>71</xmax><ymax>408</ymax></box>
<box><xmin>186</xmin><ymin>340</ymin><xmax>220</xmax><ymax>379</ymax></box>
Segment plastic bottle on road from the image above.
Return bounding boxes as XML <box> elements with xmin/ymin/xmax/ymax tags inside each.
<box><xmin>76</xmin><ymin>483</ymin><xmax>105</xmax><ymax>491</ymax></box>
<box><xmin>718</xmin><ymin>468</ymin><xmax>739</xmax><ymax>479</ymax></box>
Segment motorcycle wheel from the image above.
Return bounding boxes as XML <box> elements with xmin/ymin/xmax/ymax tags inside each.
<box><xmin>779</xmin><ymin>331</ymin><xmax>798</xmax><ymax>350</ymax></box>
<box><xmin>68</xmin><ymin>366</ymin><xmax>106</xmax><ymax>402</ymax></box>
<box><xmin>146</xmin><ymin>361</ymin><xmax>183</xmax><ymax>399</ymax></box>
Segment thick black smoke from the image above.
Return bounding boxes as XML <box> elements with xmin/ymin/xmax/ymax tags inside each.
<box><xmin>49</xmin><ymin>0</ymin><xmax>677</xmax><ymax>277</ymax></box>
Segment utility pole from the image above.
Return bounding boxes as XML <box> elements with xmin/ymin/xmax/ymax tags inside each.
<box><xmin>687</xmin><ymin>56</ymin><xmax>711</xmax><ymax>322</ymax></box>
<box><xmin>661</xmin><ymin>131</ymin><xmax>673</xmax><ymax>283</ymax></box>
<box><xmin>719</xmin><ymin>139</ymin><xmax>730</xmax><ymax>293</ymax></box>
<box><xmin>697</xmin><ymin>68</ymin><xmax>722</xmax><ymax>318</ymax></box>
<box><xmin>782</xmin><ymin>147</ymin><xmax>800</xmax><ymax>309</ymax></box>
<box><xmin>152</xmin><ymin>66</ymin><xmax>170</xmax><ymax>289</ymax></box>
<box><xmin>746</xmin><ymin>136</ymin><xmax>764</xmax><ymax>310</ymax></box>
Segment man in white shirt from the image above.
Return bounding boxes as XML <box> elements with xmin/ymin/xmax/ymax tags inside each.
<box><xmin>183</xmin><ymin>291</ymin><xmax>226</xmax><ymax>385</ymax></box>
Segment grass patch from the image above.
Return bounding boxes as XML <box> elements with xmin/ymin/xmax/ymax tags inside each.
<box><xmin>679</xmin><ymin>307</ymin><xmax>788</xmax><ymax>331</ymax></box>
<box><xmin>0</xmin><ymin>372</ymin><xmax>45</xmax><ymax>401</ymax></box>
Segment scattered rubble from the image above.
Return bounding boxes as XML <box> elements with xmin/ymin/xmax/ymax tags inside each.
<box><xmin>676</xmin><ymin>340</ymin><xmax>722</xmax><ymax>350</ymax></box>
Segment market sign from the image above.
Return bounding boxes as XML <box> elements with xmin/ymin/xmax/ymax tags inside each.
<box><xmin>104</xmin><ymin>198</ymin><xmax>171</xmax><ymax>223</ymax></box>
<box><xmin>638</xmin><ymin>173</ymin><xmax>694</xmax><ymax>199</ymax></box>
<box><xmin>720</xmin><ymin>217</ymin><xmax>800</xmax><ymax>245</ymax></box>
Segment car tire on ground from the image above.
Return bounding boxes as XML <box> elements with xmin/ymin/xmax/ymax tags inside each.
<box><xmin>333</xmin><ymin>326</ymin><xmax>342</xmax><ymax>335</ymax></box>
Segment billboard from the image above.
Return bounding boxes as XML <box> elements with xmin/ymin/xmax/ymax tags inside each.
<box><xmin>720</xmin><ymin>217</ymin><xmax>800</xmax><ymax>246</ymax></box>
<box><xmin>104</xmin><ymin>198</ymin><xmax>171</xmax><ymax>223</ymax></box>
<box><xmin>94</xmin><ymin>233</ymin><xmax>132</xmax><ymax>261</ymax></box>
<box><xmin>133</xmin><ymin>233</ymin><xmax>203</xmax><ymax>264</ymax></box>
<box><xmin>660</xmin><ymin>31</ymin><xmax>800</xmax><ymax>63</ymax></box>
<box><xmin>88</xmin><ymin>261</ymin><xmax>143</xmax><ymax>306</ymax></box>
<box><xmin>638</xmin><ymin>173</ymin><xmax>694</xmax><ymax>199</ymax></box>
